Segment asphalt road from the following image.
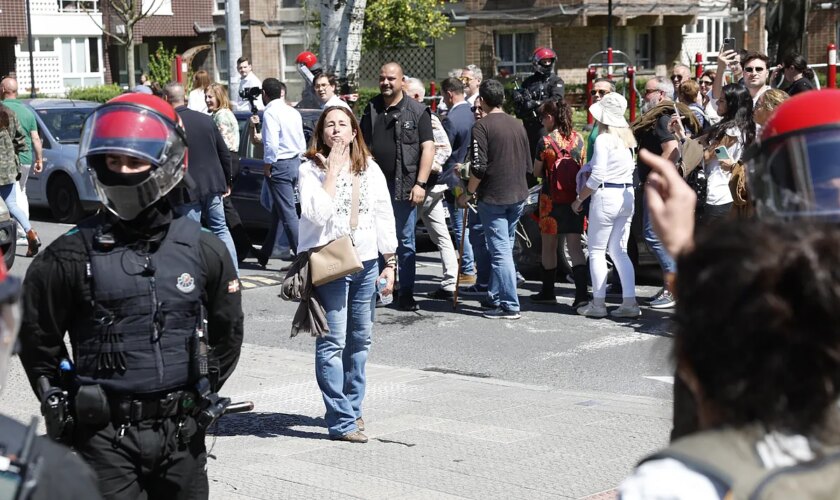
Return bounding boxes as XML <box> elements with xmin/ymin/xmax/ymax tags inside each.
<box><xmin>13</xmin><ymin>211</ymin><xmax>676</xmax><ymax>401</ymax></box>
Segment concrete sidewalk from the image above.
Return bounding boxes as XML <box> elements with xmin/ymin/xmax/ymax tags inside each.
<box><xmin>205</xmin><ymin>344</ymin><xmax>672</xmax><ymax>499</ymax></box>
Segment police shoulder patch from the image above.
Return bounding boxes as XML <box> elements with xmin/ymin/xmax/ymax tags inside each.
<box><xmin>176</xmin><ymin>273</ymin><xmax>196</xmax><ymax>293</ymax></box>
<box><xmin>227</xmin><ymin>279</ymin><xmax>240</xmax><ymax>294</ymax></box>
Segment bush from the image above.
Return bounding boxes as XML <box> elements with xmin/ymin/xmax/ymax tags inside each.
<box><xmin>67</xmin><ymin>84</ymin><xmax>123</xmax><ymax>103</ymax></box>
<box><xmin>149</xmin><ymin>42</ymin><xmax>177</xmax><ymax>87</ymax></box>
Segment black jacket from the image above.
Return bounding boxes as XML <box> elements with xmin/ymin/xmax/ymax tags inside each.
<box><xmin>514</xmin><ymin>72</ymin><xmax>566</xmax><ymax>127</ymax></box>
<box><xmin>176</xmin><ymin>106</ymin><xmax>232</xmax><ymax>200</ymax></box>
<box><xmin>19</xmin><ymin>204</ymin><xmax>244</xmax><ymax>397</ymax></box>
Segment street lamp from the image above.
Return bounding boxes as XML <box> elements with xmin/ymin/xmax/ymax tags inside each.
<box><xmin>25</xmin><ymin>0</ymin><xmax>36</xmax><ymax>98</ymax></box>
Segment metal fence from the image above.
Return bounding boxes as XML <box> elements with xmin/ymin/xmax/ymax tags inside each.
<box><xmin>358</xmin><ymin>45</ymin><xmax>436</xmax><ymax>87</ymax></box>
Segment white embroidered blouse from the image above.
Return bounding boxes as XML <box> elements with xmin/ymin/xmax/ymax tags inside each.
<box><xmin>298</xmin><ymin>157</ymin><xmax>398</xmax><ymax>261</ymax></box>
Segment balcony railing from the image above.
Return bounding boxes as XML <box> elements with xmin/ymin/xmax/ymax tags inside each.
<box><xmin>30</xmin><ymin>0</ymin><xmax>99</xmax><ymax>14</ymax></box>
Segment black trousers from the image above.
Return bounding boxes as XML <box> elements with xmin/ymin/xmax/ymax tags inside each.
<box><xmin>73</xmin><ymin>417</ymin><xmax>207</xmax><ymax>500</ymax></box>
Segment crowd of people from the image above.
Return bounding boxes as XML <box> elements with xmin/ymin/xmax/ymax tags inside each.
<box><xmin>2</xmin><ymin>39</ymin><xmax>834</xmax><ymax>498</ymax></box>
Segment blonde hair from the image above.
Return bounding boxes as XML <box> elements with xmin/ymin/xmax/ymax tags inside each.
<box><xmin>756</xmin><ymin>88</ymin><xmax>789</xmax><ymax>112</ymax></box>
<box><xmin>601</xmin><ymin>123</ymin><xmax>638</xmax><ymax>149</ymax></box>
<box><xmin>205</xmin><ymin>83</ymin><xmax>231</xmax><ymax>111</ymax></box>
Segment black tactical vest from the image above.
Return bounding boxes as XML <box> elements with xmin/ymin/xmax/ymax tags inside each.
<box><xmin>71</xmin><ymin>216</ymin><xmax>205</xmax><ymax>395</ymax></box>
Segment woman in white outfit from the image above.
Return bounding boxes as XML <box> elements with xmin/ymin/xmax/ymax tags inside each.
<box><xmin>570</xmin><ymin>93</ymin><xmax>640</xmax><ymax>318</ymax></box>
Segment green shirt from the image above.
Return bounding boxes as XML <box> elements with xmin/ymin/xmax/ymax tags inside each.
<box><xmin>3</xmin><ymin>99</ymin><xmax>36</xmax><ymax>165</ymax></box>
<box><xmin>585</xmin><ymin>123</ymin><xmax>600</xmax><ymax>162</ymax></box>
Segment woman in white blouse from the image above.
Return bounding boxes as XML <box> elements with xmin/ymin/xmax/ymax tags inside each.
<box><xmin>298</xmin><ymin>106</ymin><xmax>398</xmax><ymax>443</ymax></box>
<box><xmin>571</xmin><ymin>93</ymin><xmax>640</xmax><ymax>319</ymax></box>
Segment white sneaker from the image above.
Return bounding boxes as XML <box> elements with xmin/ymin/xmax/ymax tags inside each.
<box><xmin>577</xmin><ymin>303</ymin><xmax>607</xmax><ymax>318</ymax></box>
<box><xmin>610</xmin><ymin>304</ymin><xmax>642</xmax><ymax>318</ymax></box>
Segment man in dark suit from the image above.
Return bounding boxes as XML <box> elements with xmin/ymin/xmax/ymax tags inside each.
<box><xmin>163</xmin><ymin>82</ymin><xmax>239</xmax><ymax>273</ymax></box>
<box><xmin>440</xmin><ymin>77</ymin><xmax>479</xmax><ymax>287</ymax></box>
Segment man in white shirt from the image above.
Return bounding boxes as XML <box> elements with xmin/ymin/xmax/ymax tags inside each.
<box><xmin>255</xmin><ymin>78</ymin><xmax>307</xmax><ymax>267</ymax></box>
<box><xmin>313</xmin><ymin>73</ymin><xmax>352</xmax><ymax>111</ymax></box>
<box><xmin>234</xmin><ymin>57</ymin><xmax>265</xmax><ymax>111</ymax></box>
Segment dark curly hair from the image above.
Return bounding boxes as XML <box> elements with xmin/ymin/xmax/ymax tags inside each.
<box><xmin>674</xmin><ymin>221</ymin><xmax>840</xmax><ymax>435</ymax></box>
<box><xmin>537</xmin><ymin>99</ymin><xmax>573</xmax><ymax>139</ymax></box>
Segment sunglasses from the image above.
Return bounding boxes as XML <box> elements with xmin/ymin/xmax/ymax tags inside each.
<box><xmin>699</xmin><ymin>80</ymin><xmax>713</xmax><ymax>85</ymax></box>
<box><xmin>470</xmin><ymin>106</ymin><xmax>477</xmax><ymax>113</ymax></box>
<box><xmin>744</xmin><ymin>66</ymin><xmax>765</xmax><ymax>73</ymax></box>
<box><xmin>644</xmin><ymin>88</ymin><xmax>662</xmax><ymax>95</ymax></box>
<box><xmin>590</xmin><ymin>89</ymin><xmax>608</xmax><ymax>97</ymax></box>
<box><xmin>670</xmin><ymin>75</ymin><xmax>684</xmax><ymax>82</ymax></box>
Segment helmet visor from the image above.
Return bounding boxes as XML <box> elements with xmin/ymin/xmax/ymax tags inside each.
<box><xmin>749</xmin><ymin>128</ymin><xmax>840</xmax><ymax>219</ymax></box>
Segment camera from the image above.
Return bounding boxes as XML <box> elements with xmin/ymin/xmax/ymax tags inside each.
<box><xmin>239</xmin><ymin>86</ymin><xmax>262</xmax><ymax>131</ymax></box>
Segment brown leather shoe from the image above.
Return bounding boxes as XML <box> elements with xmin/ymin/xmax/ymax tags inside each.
<box><xmin>25</xmin><ymin>229</ymin><xmax>41</xmax><ymax>258</ymax></box>
<box><xmin>356</xmin><ymin>417</ymin><xmax>365</xmax><ymax>431</ymax></box>
<box><xmin>459</xmin><ymin>273</ymin><xmax>477</xmax><ymax>285</ymax></box>
<box><xmin>331</xmin><ymin>430</ymin><xmax>368</xmax><ymax>443</ymax></box>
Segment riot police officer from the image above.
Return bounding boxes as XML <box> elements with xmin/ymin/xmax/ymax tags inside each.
<box><xmin>513</xmin><ymin>47</ymin><xmax>566</xmax><ymax>161</ymax></box>
<box><xmin>19</xmin><ymin>92</ymin><xmax>244</xmax><ymax>500</ymax></box>
<box><xmin>0</xmin><ymin>255</ymin><xmax>102</xmax><ymax>500</ymax></box>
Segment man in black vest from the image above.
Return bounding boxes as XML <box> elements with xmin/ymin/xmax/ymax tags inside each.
<box><xmin>361</xmin><ymin>62</ymin><xmax>435</xmax><ymax>311</ymax></box>
<box><xmin>18</xmin><ymin>93</ymin><xmax>244</xmax><ymax>500</ymax></box>
<box><xmin>0</xmin><ymin>254</ymin><xmax>102</xmax><ymax>500</ymax></box>
<box><xmin>512</xmin><ymin>47</ymin><xmax>565</xmax><ymax>162</ymax></box>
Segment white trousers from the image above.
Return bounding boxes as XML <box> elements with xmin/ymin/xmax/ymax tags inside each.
<box><xmin>420</xmin><ymin>185</ymin><xmax>459</xmax><ymax>291</ymax></box>
<box><xmin>586</xmin><ymin>186</ymin><xmax>636</xmax><ymax>299</ymax></box>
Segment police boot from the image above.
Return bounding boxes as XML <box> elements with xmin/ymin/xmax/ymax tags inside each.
<box><xmin>572</xmin><ymin>265</ymin><xmax>590</xmax><ymax>309</ymax></box>
<box><xmin>26</xmin><ymin>229</ymin><xmax>41</xmax><ymax>257</ymax></box>
<box><xmin>530</xmin><ymin>266</ymin><xmax>557</xmax><ymax>304</ymax></box>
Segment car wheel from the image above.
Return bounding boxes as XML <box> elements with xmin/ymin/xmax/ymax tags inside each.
<box><xmin>48</xmin><ymin>173</ymin><xmax>84</xmax><ymax>223</ymax></box>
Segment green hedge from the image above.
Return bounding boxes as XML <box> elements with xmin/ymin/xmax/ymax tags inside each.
<box><xmin>67</xmin><ymin>84</ymin><xmax>123</xmax><ymax>103</ymax></box>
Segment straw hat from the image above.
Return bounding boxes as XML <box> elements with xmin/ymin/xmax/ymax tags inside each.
<box><xmin>588</xmin><ymin>92</ymin><xmax>629</xmax><ymax>128</ymax></box>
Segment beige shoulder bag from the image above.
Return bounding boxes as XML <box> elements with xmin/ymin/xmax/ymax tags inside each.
<box><xmin>309</xmin><ymin>173</ymin><xmax>364</xmax><ymax>286</ymax></box>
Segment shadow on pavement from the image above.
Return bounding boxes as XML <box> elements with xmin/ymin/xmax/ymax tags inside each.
<box><xmin>210</xmin><ymin>412</ymin><xmax>329</xmax><ymax>440</ymax></box>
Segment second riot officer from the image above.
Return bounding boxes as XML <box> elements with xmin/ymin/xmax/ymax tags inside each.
<box><xmin>18</xmin><ymin>92</ymin><xmax>244</xmax><ymax>500</ymax></box>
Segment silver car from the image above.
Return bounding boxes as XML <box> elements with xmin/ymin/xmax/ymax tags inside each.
<box><xmin>24</xmin><ymin>99</ymin><xmax>101</xmax><ymax>223</ymax></box>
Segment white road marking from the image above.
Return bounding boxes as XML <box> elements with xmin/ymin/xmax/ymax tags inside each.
<box><xmin>542</xmin><ymin>332</ymin><xmax>653</xmax><ymax>359</ymax></box>
<box><xmin>644</xmin><ymin>376</ymin><xmax>674</xmax><ymax>384</ymax></box>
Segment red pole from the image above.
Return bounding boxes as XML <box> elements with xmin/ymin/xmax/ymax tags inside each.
<box><xmin>430</xmin><ymin>80</ymin><xmax>437</xmax><ymax>112</ymax></box>
<box><xmin>829</xmin><ymin>43</ymin><xmax>837</xmax><ymax>89</ymax></box>
<box><xmin>695</xmin><ymin>52</ymin><xmax>704</xmax><ymax>79</ymax></box>
<box><xmin>607</xmin><ymin>47</ymin><xmax>614</xmax><ymax>80</ymax></box>
<box><xmin>586</xmin><ymin>66</ymin><xmax>596</xmax><ymax>125</ymax></box>
<box><xmin>173</xmin><ymin>55</ymin><xmax>184</xmax><ymax>84</ymax></box>
<box><xmin>628</xmin><ymin>66</ymin><xmax>637</xmax><ymax>123</ymax></box>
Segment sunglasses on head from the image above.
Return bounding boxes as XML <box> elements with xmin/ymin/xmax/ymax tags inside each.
<box><xmin>590</xmin><ymin>89</ymin><xmax>608</xmax><ymax>97</ymax></box>
<box><xmin>744</xmin><ymin>66</ymin><xmax>765</xmax><ymax>73</ymax></box>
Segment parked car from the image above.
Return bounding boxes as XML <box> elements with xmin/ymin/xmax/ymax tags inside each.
<box><xmin>0</xmin><ymin>199</ymin><xmax>16</xmax><ymax>269</ymax></box>
<box><xmin>24</xmin><ymin>99</ymin><xmax>101</xmax><ymax>223</ymax></box>
<box><xmin>514</xmin><ymin>185</ymin><xmax>659</xmax><ymax>280</ymax></box>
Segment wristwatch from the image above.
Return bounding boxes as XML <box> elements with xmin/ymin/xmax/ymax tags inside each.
<box><xmin>415</xmin><ymin>180</ymin><xmax>428</xmax><ymax>189</ymax></box>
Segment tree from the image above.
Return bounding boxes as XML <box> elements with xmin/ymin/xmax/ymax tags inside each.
<box><xmin>148</xmin><ymin>42</ymin><xmax>177</xmax><ymax>86</ymax></box>
<box><xmin>319</xmin><ymin>0</ymin><xmax>367</xmax><ymax>90</ymax></box>
<box><xmin>85</xmin><ymin>0</ymin><xmax>167</xmax><ymax>88</ymax></box>
<box><xmin>362</xmin><ymin>0</ymin><xmax>454</xmax><ymax>51</ymax></box>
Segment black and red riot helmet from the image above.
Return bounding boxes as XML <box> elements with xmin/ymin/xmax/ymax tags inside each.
<box><xmin>748</xmin><ymin>89</ymin><xmax>840</xmax><ymax>220</ymax></box>
<box><xmin>77</xmin><ymin>93</ymin><xmax>188</xmax><ymax>220</ymax></box>
<box><xmin>295</xmin><ymin>51</ymin><xmax>318</xmax><ymax>69</ymax></box>
<box><xmin>532</xmin><ymin>47</ymin><xmax>557</xmax><ymax>74</ymax></box>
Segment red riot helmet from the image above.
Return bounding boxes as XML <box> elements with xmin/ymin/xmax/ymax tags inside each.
<box><xmin>0</xmin><ymin>254</ymin><xmax>21</xmax><ymax>396</ymax></box>
<box><xmin>77</xmin><ymin>93</ymin><xmax>188</xmax><ymax>220</ymax></box>
<box><xmin>748</xmin><ymin>89</ymin><xmax>840</xmax><ymax>220</ymax></box>
<box><xmin>295</xmin><ymin>51</ymin><xmax>318</xmax><ymax>69</ymax></box>
<box><xmin>532</xmin><ymin>47</ymin><xmax>557</xmax><ymax>74</ymax></box>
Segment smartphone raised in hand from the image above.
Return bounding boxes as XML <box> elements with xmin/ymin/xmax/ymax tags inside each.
<box><xmin>722</xmin><ymin>37</ymin><xmax>736</xmax><ymax>54</ymax></box>
<box><xmin>714</xmin><ymin>145</ymin><xmax>732</xmax><ymax>161</ymax></box>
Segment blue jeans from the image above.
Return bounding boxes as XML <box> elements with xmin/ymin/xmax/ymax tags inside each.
<box><xmin>467</xmin><ymin>208</ymin><xmax>490</xmax><ymax>289</ymax></box>
<box><xmin>448</xmin><ymin>200</ymin><xmax>475</xmax><ymax>275</ymax></box>
<box><xmin>176</xmin><ymin>194</ymin><xmax>239</xmax><ymax>275</ymax></box>
<box><xmin>0</xmin><ymin>183</ymin><xmax>31</xmax><ymax>232</ymax></box>
<box><xmin>261</xmin><ymin>157</ymin><xmax>300</xmax><ymax>257</ymax></box>
<box><xmin>641</xmin><ymin>192</ymin><xmax>676</xmax><ymax>274</ymax></box>
<box><xmin>477</xmin><ymin>200</ymin><xmax>524</xmax><ymax>312</ymax></box>
<box><xmin>314</xmin><ymin>259</ymin><xmax>378</xmax><ymax>437</ymax></box>
<box><xmin>391</xmin><ymin>200</ymin><xmax>417</xmax><ymax>298</ymax></box>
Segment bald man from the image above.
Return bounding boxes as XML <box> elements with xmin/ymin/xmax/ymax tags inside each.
<box><xmin>360</xmin><ymin>62</ymin><xmax>435</xmax><ymax>311</ymax></box>
<box><xmin>1</xmin><ymin>77</ymin><xmax>43</xmax><ymax>225</ymax></box>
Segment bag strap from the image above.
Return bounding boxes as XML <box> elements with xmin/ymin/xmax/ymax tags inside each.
<box><xmin>547</xmin><ymin>134</ymin><xmax>571</xmax><ymax>158</ymax></box>
<box><xmin>350</xmin><ymin>173</ymin><xmax>360</xmax><ymax>231</ymax></box>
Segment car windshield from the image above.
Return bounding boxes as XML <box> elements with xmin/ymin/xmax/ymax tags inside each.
<box><xmin>37</xmin><ymin>107</ymin><xmax>93</xmax><ymax>144</ymax></box>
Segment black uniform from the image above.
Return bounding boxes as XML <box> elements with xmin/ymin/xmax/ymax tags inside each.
<box><xmin>0</xmin><ymin>414</ymin><xmax>102</xmax><ymax>499</ymax></box>
<box><xmin>513</xmin><ymin>72</ymin><xmax>566</xmax><ymax>162</ymax></box>
<box><xmin>19</xmin><ymin>202</ymin><xmax>243</xmax><ymax>500</ymax></box>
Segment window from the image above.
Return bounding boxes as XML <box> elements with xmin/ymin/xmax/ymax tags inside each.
<box><xmin>88</xmin><ymin>37</ymin><xmax>99</xmax><ymax>72</ymax></box>
<box><xmin>141</xmin><ymin>0</ymin><xmax>173</xmax><ymax>15</ymax></box>
<box><xmin>59</xmin><ymin>0</ymin><xmax>99</xmax><ymax>12</ymax></box>
<box><xmin>636</xmin><ymin>33</ymin><xmax>652</xmax><ymax>69</ymax></box>
<box><xmin>281</xmin><ymin>0</ymin><xmax>302</xmax><ymax>6</ymax></box>
<box><xmin>495</xmin><ymin>32</ymin><xmax>536</xmax><ymax>75</ymax></box>
<box><xmin>19</xmin><ymin>38</ymin><xmax>57</xmax><ymax>53</ymax></box>
<box><xmin>283</xmin><ymin>43</ymin><xmax>305</xmax><ymax>72</ymax></box>
<box><xmin>60</xmin><ymin>37</ymin><xmax>104</xmax><ymax>88</ymax></box>
<box><xmin>215</xmin><ymin>0</ymin><xmax>225</xmax><ymax>13</ymax></box>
